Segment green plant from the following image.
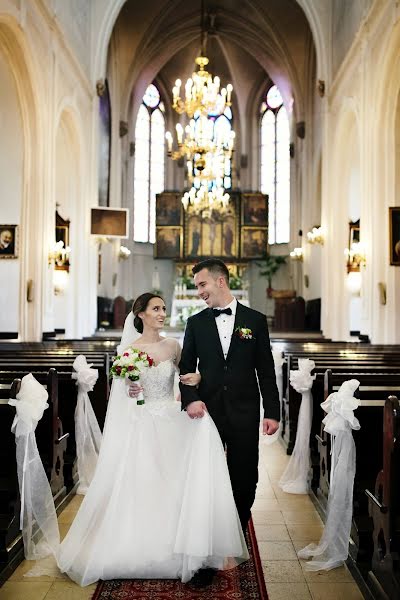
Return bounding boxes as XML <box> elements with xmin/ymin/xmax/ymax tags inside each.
<box><xmin>256</xmin><ymin>254</ymin><xmax>287</xmax><ymax>289</ymax></box>
<box><xmin>229</xmin><ymin>273</ymin><xmax>243</xmax><ymax>290</ymax></box>
<box><xmin>180</xmin><ymin>274</ymin><xmax>196</xmax><ymax>289</ymax></box>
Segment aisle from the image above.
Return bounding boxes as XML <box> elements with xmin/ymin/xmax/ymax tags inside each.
<box><xmin>0</xmin><ymin>440</ymin><xmax>364</xmax><ymax>600</ymax></box>
<box><xmin>255</xmin><ymin>440</ymin><xmax>364</xmax><ymax>600</ymax></box>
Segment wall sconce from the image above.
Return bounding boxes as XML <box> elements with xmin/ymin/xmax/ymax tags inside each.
<box><xmin>118</xmin><ymin>245</ymin><xmax>131</xmax><ymax>260</ymax></box>
<box><xmin>49</xmin><ymin>240</ymin><xmax>70</xmax><ymax>271</ymax></box>
<box><xmin>290</xmin><ymin>247</ymin><xmax>304</xmax><ymax>261</ymax></box>
<box><xmin>307</xmin><ymin>226</ymin><xmax>324</xmax><ymax>245</ymax></box>
<box><xmin>344</xmin><ymin>242</ymin><xmax>366</xmax><ymax>272</ymax></box>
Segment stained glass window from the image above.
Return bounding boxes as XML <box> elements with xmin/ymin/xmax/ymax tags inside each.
<box><xmin>134</xmin><ymin>84</ymin><xmax>165</xmax><ymax>243</ymax></box>
<box><xmin>260</xmin><ymin>85</ymin><xmax>290</xmax><ymax>244</ymax></box>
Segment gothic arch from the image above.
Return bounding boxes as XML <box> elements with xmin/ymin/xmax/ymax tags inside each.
<box><xmin>0</xmin><ymin>15</ymin><xmax>43</xmax><ymax>340</ymax></box>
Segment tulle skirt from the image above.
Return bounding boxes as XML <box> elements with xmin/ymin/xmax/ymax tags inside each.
<box><xmin>57</xmin><ymin>381</ymin><xmax>248</xmax><ymax>586</ymax></box>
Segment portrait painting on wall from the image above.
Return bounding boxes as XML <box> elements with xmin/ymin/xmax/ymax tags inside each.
<box><xmin>155</xmin><ymin>226</ymin><xmax>183</xmax><ymax>258</ymax></box>
<box><xmin>242</xmin><ymin>193</ymin><xmax>268</xmax><ymax>227</ymax></box>
<box><xmin>91</xmin><ymin>207</ymin><xmax>129</xmax><ymax>238</ymax></box>
<box><xmin>184</xmin><ymin>207</ymin><xmax>237</xmax><ymax>259</ymax></box>
<box><xmin>389</xmin><ymin>207</ymin><xmax>400</xmax><ymax>266</ymax></box>
<box><xmin>156</xmin><ymin>192</ymin><xmax>182</xmax><ymax>226</ymax></box>
<box><xmin>0</xmin><ymin>225</ymin><xmax>18</xmax><ymax>258</ymax></box>
<box><xmin>240</xmin><ymin>227</ymin><xmax>268</xmax><ymax>258</ymax></box>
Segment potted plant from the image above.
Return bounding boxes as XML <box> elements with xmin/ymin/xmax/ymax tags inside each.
<box><xmin>256</xmin><ymin>254</ymin><xmax>288</xmax><ymax>297</ymax></box>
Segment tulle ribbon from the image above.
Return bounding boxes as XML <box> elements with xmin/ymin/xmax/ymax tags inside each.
<box><xmin>8</xmin><ymin>374</ymin><xmax>60</xmax><ymax>559</ymax></box>
<box><xmin>278</xmin><ymin>359</ymin><xmax>316</xmax><ymax>493</ymax></box>
<box><xmin>298</xmin><ymin>379</ymin><xmax>360</xmax><ymax>570</ymax></box>
<box><xmin>72</xmin><ymin>355</ymin><xmax>102</xmax><ymax>494</ymax></box>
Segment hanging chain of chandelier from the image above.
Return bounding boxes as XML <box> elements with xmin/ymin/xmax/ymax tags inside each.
<box><xmin>165</xmin><ymin>1</ymin><xmax>234</xmax><ymax>216</ymax></box>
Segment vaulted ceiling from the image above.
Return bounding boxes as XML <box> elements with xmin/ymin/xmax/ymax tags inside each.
<box><xmin>109</xmin><ymin>0</ymin><xmax>315</xmax><ymax>128</ymax></box>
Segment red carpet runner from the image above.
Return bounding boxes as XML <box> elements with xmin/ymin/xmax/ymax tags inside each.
<box><xmin>91</xmin><ymin>518</ymin><xmax>268</xmax><ymax>599</ymax></box>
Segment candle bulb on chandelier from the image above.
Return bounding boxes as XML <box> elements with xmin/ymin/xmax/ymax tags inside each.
<box><xmin>227</xmin><ymin>83</ymin><xmax>233</xmax><ymax>104</ymax></box>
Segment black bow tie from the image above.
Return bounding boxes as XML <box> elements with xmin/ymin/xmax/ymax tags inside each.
<box><xmin>212</xmin><ymin>307</ymin><xmax>232</xmax><ymax>317</ymax></box>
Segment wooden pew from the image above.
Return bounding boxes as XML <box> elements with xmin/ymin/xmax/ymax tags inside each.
<box><xmin>0</xmin><ymin>379</ymin><xmax>21</xmax><ymax>569</ymax></box>
<box><xmin>366</xmin><ymin>395</ymin><xmax>400</xmax><ymax>599</ymax></box>
<box><xmin>282</xmin><ymin>352</ymin><xmax>400</xmax><ymax>455</ymax></box>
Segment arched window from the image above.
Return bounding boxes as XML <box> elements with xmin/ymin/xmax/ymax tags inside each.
<box><xmin>133</xmin><ymin>84</ymin><xmax>165</xmax><ymax>243</ymax></box>
<box><xmin>260</xmin><ymin>85</ymin><xmax>290</xmax><ymax>244</ymax></box>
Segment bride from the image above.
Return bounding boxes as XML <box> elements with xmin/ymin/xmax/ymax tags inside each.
<box><xmin>56</xmin><ymin>292</ymin><xmax>248</xmax><ymax>586</ymax></box>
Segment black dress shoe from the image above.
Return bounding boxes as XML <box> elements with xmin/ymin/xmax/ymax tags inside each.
<box><xmin>189</xmin><ymin>567</ymin><xmax>217</xmax><ymax>588</ymax></box>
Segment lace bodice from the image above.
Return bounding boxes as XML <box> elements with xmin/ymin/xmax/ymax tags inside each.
<box><xmin>139</xmin><ymin>359</ymin><xmax>176</xmax><ymax>404</ymax></box>
<box><xmin>130</xmin><ymin>338</ymin><xmax>180</xmax><ymax>406</ymax></box>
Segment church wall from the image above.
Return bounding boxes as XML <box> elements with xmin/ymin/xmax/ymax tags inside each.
<box><xmin>318</xmin><ymin>0</ymin><xmax>400</xmax><ymax>343</ymax></box>
<box><xmin>331</xmin><ymin>0</ymin><xmax>374</xmax><ymax>77</ymax></box>
<box><xmin>0</xmin><ymin>50</ymin><xmax>22</xmax><ymax>334</ymax></box>
<box><xmin>0</xmin><ymin>0</ymin><xmax>98</xmax><ymax>340</ymax></box>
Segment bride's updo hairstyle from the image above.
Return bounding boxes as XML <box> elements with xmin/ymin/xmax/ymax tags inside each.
<box><xmin>132</xmin><ymin>292</ymin><xmax>164</xmax><ymax>333</ymax></box>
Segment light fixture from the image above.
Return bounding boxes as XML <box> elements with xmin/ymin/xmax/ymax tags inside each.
<box><xmin>171</xmin><ymin>1</ymin><xmax>232</xmax><ymax>119</ymax></box>
<box><xmin>344</xmin><ymin>242</ymin><xmax>366</xmax><ymax>272</ymax></box>
<box><xmin>49</xmin><ymin>240</ymin><xmax>70</xmax><ymax>271</ymax></box>
<box><xmin>181</xmin><ymin>185</ymin><xmax>230</xmax><ymax>216</ymax></box>
<box><xmin>290</xmin><ymin>247</ymin><xmax>304</xmax><ymax>261</ymax></box>
<box><xmin>166</xmin><ymin>0</ymin><xmax>234</xmax><ymax>217</ymax></box>
<box><xmin>118</xmin><ymin>245</ymin><xmax>131</xmax><ymax>260</ymax></box>
<box><xmin>307</xmin><ymin>226</ymin><xmax>324</xmax><ymax>245</ymax></box>
<box><xmin>166</xmin><ymin>116</ymin><xmax>234</xmax><ymax>182</ymax></box>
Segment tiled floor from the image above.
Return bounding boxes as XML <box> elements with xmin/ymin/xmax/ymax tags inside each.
<box><xmin>255</xmin><ymin>440</ymin><xmax>364</xmax><ymax>599</ymax></box>
<box><xmin>0</xmin><ymin>441</ymin><xmax>364</xmax><ymax>600</ymax></box>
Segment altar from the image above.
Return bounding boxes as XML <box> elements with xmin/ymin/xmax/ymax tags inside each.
<box><xmin>170</xmin><ymin>289</ymin><xmax>249</xmax><ymax>327</ymax></box>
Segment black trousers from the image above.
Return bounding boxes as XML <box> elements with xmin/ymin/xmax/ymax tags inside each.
<box><xmin>215</xmin><ymin>418</ymin><xmax>260</xmax><ymax>533</ymax></box>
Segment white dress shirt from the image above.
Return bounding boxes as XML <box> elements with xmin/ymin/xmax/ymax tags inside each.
<box><xmin>214</xmin><ymin>297</ymin><xmax>237</xmax><ymax>359</ymax></box>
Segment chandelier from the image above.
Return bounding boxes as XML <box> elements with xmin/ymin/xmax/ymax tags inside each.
<box><xmin>172</xmin><ymin>1</ymin><xmax>232</xmax><ymax>118</ymax></box>
<box><xmin>181</xmin><ymin>185</ymin><xmax>230</xmax><ymax>216</ymax></box>
<box><xmin>166</xmin><ymin>0</ymin><xmax>234</xmax><ymax>216</ymax></box>
<box><xmin>165</xmin><ymin>114</ymin><xmax>234</xmax><ymax>185</ymax></box>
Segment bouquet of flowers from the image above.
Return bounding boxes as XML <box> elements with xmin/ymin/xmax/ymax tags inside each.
<box><xmin>110</xmin><ymin>348</ymin><xmax>154</xmax><ymax>405</ymax></box>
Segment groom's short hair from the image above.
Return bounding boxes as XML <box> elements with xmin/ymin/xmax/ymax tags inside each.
<box><xmin>192</xmin><ymin>259</ymin><xmax>229</xmax><ymax>285</ymax></box>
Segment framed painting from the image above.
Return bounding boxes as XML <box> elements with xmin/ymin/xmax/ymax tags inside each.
<box><xmin>91</xmin><ymin>207</ymin><xmax>129</xmax><ymax>238</ymax></box>
<box><xmin>241</xmin><ymin>193</ymin><xmax>268</xmax><ymax>227</ymax></box>
<box><xmin>156</xmin><ymin>192</ymin><xmax>182</xmax><ymax>226</ymax></box>
<box><xmin>240</xmin><ymin>227</ymin><xmax>268</xmax><ymax>259</ymax></box>
<box><xmin>155</xmin><ymin>226</ymin><xmax>183</xmax><ymax>258</ymax></box>
<box><xmin>0</xmin><ymin>224</ymin><xmax>18</xmax><ymax>259</ymax></box>
<box><xmin>389</xmin><ymin>207</ymin><xmax>400</xmax><ymax>266</ymax></box>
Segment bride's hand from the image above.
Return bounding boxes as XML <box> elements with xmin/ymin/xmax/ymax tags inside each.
<box><xmin>128</xmin><ymin>382</ymin><xmax>143</xmax><ymax>398</ymax></box>
<box><xmin>179</xmin><ymin>372</ymin><xmax>201</xmax><ymax>386</ymax></box>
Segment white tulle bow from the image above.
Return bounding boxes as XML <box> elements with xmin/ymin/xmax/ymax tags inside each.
<box><xmin>8</xmin><ymin>373</ymin><xmax>49</xmax><ymax>437</ymax></box>
<box><xmin>289</xmin><ymin>358</ymin><xmax>316</xmax><ymax>393</ymax></box>
<box><xmin>72</xmin><ymin>355</ymin><xmax>98</xmax><ymax>392</ymax></box>
<box><xmin>321</xmin><ymin>379</ymin><xmax>360</xmax><ymax>434</ymax></box>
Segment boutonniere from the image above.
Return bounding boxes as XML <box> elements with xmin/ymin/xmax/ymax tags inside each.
<box><xmin>235</xmin><ymin>326</ymin><xmax>254</xmax><ymax>340</ymax></box>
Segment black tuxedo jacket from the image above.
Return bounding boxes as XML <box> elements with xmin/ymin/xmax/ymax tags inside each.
<box><xmin>179</xmin><ymin>302</ymin><xmax>280</xmax><ymax>429</ymax></box>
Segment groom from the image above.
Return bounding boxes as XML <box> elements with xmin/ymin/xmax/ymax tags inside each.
<box><xmin>179</xmin><ymin>259</ymin><xmax>280</xmax><ymax>544</ymax></box>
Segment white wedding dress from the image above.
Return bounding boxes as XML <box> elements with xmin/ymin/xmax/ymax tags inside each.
<box><xmin>56</xmin><ymin>337</ymin><xmax>248</xmax><ymax>586</ymax></box>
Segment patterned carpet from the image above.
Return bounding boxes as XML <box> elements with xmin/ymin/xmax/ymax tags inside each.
<box><xmin>91</xmin><ymin>519</ymin><xmax>268</xmax><ymax>599</ymax></box>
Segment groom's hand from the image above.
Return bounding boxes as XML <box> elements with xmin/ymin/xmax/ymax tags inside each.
<box><xmin>186</xmin><ymin>400</ymin><xmax>207</xmax><ymax>419</ymax></box>
<box><xmin>263</xmin><ymin>418</ymin><xmax>279</xmax><ymax>435</ymax></box>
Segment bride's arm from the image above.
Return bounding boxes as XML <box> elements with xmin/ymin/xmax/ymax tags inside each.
<box><xmin>173</xmin><ymin>339</ymin><xmax>201</xmax><ymax>387</ymax></box>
